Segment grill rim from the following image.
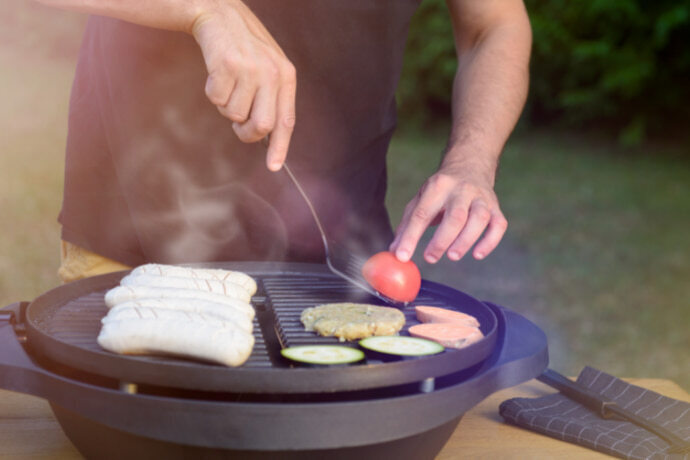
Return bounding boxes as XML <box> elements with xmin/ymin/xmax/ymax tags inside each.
<box><xmin>24</xmin><ymin>262</ymin><xmax>498</xmax><ymax>394</ymax></box>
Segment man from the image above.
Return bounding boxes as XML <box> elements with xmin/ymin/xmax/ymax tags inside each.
<box><xmin>37</xmin><ymin>0</ymin><xmax>531</xmax><ymax>281</ymax></box>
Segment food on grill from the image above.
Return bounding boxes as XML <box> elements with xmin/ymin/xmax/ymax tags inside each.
<box><xmin>120</xmin><ymin>273</ymin><xmax>251</xmax><ymax>302</ymax></box>
<box><xmin>300</xmin><ymin>303</ymin><xmax>405</xmax><ymax>341</ymax></box>
<box><xmin>415</xmin><ymin>306</ymin><xmax>480</xmax><ymax>327</ymax></box>
<box><xmin>106</xmin><ymin>304</ymin><xmax>253</xmax><ymax>333</ymax></box>
<box><xmin>281</xmin><ymin>345</ymin><xmax>365</xmax><ymax>365</ymax></box>
<box><xmin>100</xmin><ymin>265</ymin><xmax>257</xmax><ymax>367</ymax></box>
<box><xmin>105</xmin><ymin>285</ymin><xmax>253</xmax><ymax>315</ymax></box>
<box><xmin>97</xmin><ymin>317</ymin><xmax>255</xmax><ymax>367</ymax></box>
<box><xmin>408</xmin><ymin>323</ymin><xmax>483</xmax><ymax>350</ymax></box>
<box><xmin>361</xmin><ymin>251</ymin><xmax>421</xmax><ymax>303</ymax></box>
<box><xmin>129</xmin><ymin>263</ymin><xmax>257</xmax><ymax>295</ymax></box>
<box><xmin>107</xmin><ymin>297</ymin><xmax>254</xmax><ymax>321</ymax></box>
<box><xmin>359</xmin><ymin>336</ymin><xmax>444</xmax><ymax>356</ymax></box>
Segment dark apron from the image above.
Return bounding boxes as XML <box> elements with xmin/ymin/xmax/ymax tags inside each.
<box><xmin>60</xmin><ymin>0</ymin><xmax>421</xmax><ymax>266</ymax></box>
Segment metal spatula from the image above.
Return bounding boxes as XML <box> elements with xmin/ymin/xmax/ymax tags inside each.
<box><xmin>282</xmin><ymin>162</ymin><xmax>405</xmax><ymax>308</ymax></box>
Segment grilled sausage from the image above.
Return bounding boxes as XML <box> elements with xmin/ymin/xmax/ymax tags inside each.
<box><xmin>104</xmin><ymin>285</ymin><xmax>254</xmax><ymax>317</ymax></box>
<box><xmin>105</xmin><ymin>303</ymin><xmax>253</xmax><ymax>333</ymax></box>
<box><xmin>97</xmin><ymin>317</ymin><xmax>255</xmax><ymax>367</ymax></box>
<box><xmin>129</xmin><ymin>264</ymin><xmax>257</xmax><ymax>296</ymax></box>
<box><xmin>117</xmin><ymin>274</ymin><xmax>251</xmax><ymax>303</ymax></box>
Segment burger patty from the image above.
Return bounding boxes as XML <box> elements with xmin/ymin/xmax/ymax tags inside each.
<box><xmin>300</xmin><ymin>303</ymin><xmax>405</xmax><ymax>341</ymax></box>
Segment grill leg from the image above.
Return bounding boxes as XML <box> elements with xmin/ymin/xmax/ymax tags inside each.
<box><xmin>419</xmin><ymin>377</ymin><xmax>435</xmax><ymax>393</ymax></box>
<box><xmin>119</xmin><ymin>382</ymin><xmax>138</xmax><ymax>394</ymax></box>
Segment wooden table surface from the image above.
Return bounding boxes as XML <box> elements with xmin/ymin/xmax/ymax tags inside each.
<box><xmin>0</xmin><ymin>378</ymin><xmax>687</xmax><ymax>459</ymax></box>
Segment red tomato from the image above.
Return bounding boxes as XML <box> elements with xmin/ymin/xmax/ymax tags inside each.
<box><xmin>361</xmin><ymin>251</ymin><xmax>421</xmax><ymax>303</ymax></box>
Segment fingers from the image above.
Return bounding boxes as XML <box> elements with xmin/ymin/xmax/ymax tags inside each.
<box><xmin>265</xmin><ymin>65</ymin><xmax>296</xmax><ymax>171</ymax></box>
<box><xmin>230</xmin><ymin>62</ymin><xmax>296</xmax><ymax>171</ymax></box>
<box><xmin>232</xmin><ymin>82</ymin><xmax>277</xmax><ymax>142</ymax></box>
<box><xmin>471</xmin><ymin>210</ymin><xmax>508</xmax><ymax>260</ymax></box>
<box><xmin>195</xmin><ymin>10</ymin><xmax>296</xmax><ymax>170</ymax></box>
<box><xmin>445</xmin><ymin>200</ymin><xmax>493</xmax><ymax>261</ymax></box>
<box><xmin>390</xmin><ymin>174</ymin><xmax>507</xmax><ymax>263</ymax></box>
<box><xmin>218</xmin><ymin>76</ymin><xmax>255</xmax><ymax>123</ymax></box>
<box><xmin>204</xmin><ymin>71</ymin><xmax>234</xmax><ymax>108</ymax></box>
<box><xmin>390</xmin><ymin>183</ymin><xmax>447</xmax><ymax>263</ymax></box>
<box><xmin>388</xmin><ymin>200</ymin><xmax>418</xmax><ymax>259</ymax></box>
<box><xmin>422</xmin><ymin>200</ymin><xmax>471</xmax><ymax>263</ymax></box>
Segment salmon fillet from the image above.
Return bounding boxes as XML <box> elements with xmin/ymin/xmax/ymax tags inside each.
<box><xmin>408</xmin><ymin>323</ymin><xmax>484</xmax><ymax>349</ymax></box>
<box><xmin>414</xmin><ymin>306</ymin><xmax>480</xmax><ymax>327</ymax></box>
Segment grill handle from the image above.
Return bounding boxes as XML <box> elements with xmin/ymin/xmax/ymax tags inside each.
<box><xmin>0</xmin><ymin>302</ymin><xmax>58</xmax><ymax>396</ymax></box>
<box><xmin>0</xmin><ymin>301</ymin><xmax>28</xmax><ymax>325</ymax></box>
<box><xmin>0</xmin><ymin>306</ymin><xmax>134</xmax><ymax>419</ymax></box>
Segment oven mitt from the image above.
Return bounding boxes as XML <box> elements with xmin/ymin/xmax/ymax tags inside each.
<box><xmin>499</xmin><ymin>366</ymin><xmax>690</xmax><ymax>459</ymax></box>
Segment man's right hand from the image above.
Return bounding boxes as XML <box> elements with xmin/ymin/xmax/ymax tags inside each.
<box><xmin>33</xmin><ymin>0</ymin><xmax>296</xmax><ymax>171</ymax></box>
<box><xmin>192</xmin><ymin>0</ymin><xmax>296</xmax><ymax>171</ymax></box>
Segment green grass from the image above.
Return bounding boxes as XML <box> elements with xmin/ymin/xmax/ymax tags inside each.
<box><xmin>387</xmin><ymin>129</ymin><xmax>690</xmax><ymax>389</ymax></box>
<box><xmin>0</xmin><ymin>3</ymin><xmax>83</xmax><ymax>306</ymax></box>
<box><xmin>498</xmin><ymin>133</ymin><xmax>689</xmax><ymax>387</ymax></box>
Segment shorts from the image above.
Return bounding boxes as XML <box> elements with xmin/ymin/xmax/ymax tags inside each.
<box><xmin>58</xmin><ymin>241</ymin><xmax>131</xmax><ymax>283</ymax></box>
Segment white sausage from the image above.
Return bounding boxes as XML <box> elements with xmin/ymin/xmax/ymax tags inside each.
<box><xmin>119</xmin><ymin>274</ymin><xmax>251</xmax><ymax>302</ymax></box>
<box><xmin>108</xmin><ymin>298</ymin><xmax>254</xmax><ymax>322</ymax></box>
<box><xmin>104</xmin><ymin>285</ymin><xmax>254</xmax><ymax>315</ymax></box>
<box><xmin>104</xmin><ymin>304</ymin><xmax>253</xmax><ymax>333</ymax></box>
<box><xmin>97</xmin><ymin>318</ymin><xmax>255</xmax><ymax>367</ymax></box>
<box><xmin>129</xmin><ymin>264</ymin><xmax>257</xmax><ymax>296</ymax></box>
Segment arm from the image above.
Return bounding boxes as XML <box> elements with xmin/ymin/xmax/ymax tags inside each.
<box><xmin>390</xmin><ymin>0</ymin><xmax>531</xmax><ymax>263</ymax></box>
<box><xmin>34</xmin><ymin>0</ymin><xmax>296</xmax><ymax>171</ymax></box>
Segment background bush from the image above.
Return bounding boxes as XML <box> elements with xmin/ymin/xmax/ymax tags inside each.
<box><xmin>399</xmin><ymin>0</ymin><xmax>690</xmax><ymax>145</ymax></box>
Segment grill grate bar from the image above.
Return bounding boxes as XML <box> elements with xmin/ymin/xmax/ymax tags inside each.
<box><xmin>45</xmin><ymin>293</ymin><xmax>274</xmax><ymax>368</ymax></box>
<box><xmin>23</xmin><ymin>263</ymin><xmax>501</xmax><ymax>394</ymax></box>
<box><xmin>36</xmin><ymin>267</ymin><xmax>487</xmax><ymax>377</ymax></box>
<box><xmin>265</xmin><ymin>274</ymin><xmax>402</xmax><ymax>348</ymax></box>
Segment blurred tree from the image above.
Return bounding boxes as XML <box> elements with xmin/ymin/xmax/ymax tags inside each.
<box><xmin>398</xmin><ymin>0</ymin><xmax>690</xmax><ymax>145</ymax></box>
<box><xmin>398</xmin><ymin>0</ymin><xmax>456</xmax><ymax>129</ymax></box>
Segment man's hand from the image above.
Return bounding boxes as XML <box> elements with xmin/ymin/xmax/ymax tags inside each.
<box><xmin>33</xmin><ymin>0</ymin><xmax>296</xmax><ymax>171</ymax></box>
<box><xmin>389</xmin><ymin>160</ymin><xmax>507</xmax><ymax>264</ymax></box>
<box><xmin>391</xmin><ymin>0</ymin><xmax>530</xmax><ymax>264</ymax></box>
<box><xmin>192</xmin><ymin>1</ymin><xmax>296</xmax><ymax>171</ymax></box>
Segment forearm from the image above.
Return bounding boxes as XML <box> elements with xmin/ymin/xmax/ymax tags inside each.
<box><xmin>390</xmin><ymin>1</ymin><xmax>530</xmax><ymax>263</ymax></box>
<box><xmin>33</xmin><ymin>0</ymin><xmax>233</xmax><ymax>34</ymax></box>
<box><xmin>443</xmin><ymin>7</ymin><xmax>532</xmax><ymax>183</ymax></box>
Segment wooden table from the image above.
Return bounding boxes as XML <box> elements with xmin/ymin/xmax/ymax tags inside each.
<box><xmin>0</xmin><ymin>379</ymin><xmax>687</xmax><ymax>459</ymax></box>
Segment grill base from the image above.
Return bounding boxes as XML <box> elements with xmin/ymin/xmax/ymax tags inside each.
<box><xmin>54</xmin><ymin>403</ymin><xmax>460</xmax><ymax>460</ymax></box>
<box><xmin>0</xmin><ymin>298</ymin><xmax>548</xmax><ymax>454</ymax></box>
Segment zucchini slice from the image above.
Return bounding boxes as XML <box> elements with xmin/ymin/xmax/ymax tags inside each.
<box><xmin>280</xmin><ymin>345</ymin><xmax>365</xmax><ymax>365</ymax></box>
<box><xmin>359</xmin><ymin>336</ymin><xmax>444</xmax><ymax>356</ymax></box>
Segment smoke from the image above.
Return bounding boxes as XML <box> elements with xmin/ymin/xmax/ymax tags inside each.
<box><xmin>111</xmin><ymin>103</ymin><xmax>290</xmax><ymax>264</ymax></box>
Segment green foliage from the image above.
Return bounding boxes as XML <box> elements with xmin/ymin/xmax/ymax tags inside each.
<box><xmin>397</xmin><ymin>0</ymin><xmax>456</xmax><ymax>127</ymax></box>
<box><xmin>398</xmin><ymin>0</ymin><xmax>690</xmax><ymax>144</ymax></box>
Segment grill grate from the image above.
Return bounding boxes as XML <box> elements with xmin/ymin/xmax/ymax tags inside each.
<box><xmin>264</xmin><ymin>275</ymin><xmax>474</xmax><ymax>350</ymax></box>
<box><xmin>44</xmin><ymin>291</ymin><xmax>273</xmax><ymax>368</ymax></box>
<box><xmin>43</xmin><ymin>276</ymin><xmax>484</xmax><ymax>366</ymax></box>
<box><xmin>25</xmin><ymin>263</ymin><xmax>498</xmax><ymax>393</ymax></box>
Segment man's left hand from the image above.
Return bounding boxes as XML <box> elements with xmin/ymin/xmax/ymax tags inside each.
<box><xmin>389</xmin><ymin>162</ymin><xmax>507</xmax><ymax>264</ymax></box>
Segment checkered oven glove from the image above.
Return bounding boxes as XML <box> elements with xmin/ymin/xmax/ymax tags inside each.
<box><xmin>499</xmin><ymin>366</ymin><xmax>690</xmax><ymax>459</ymax></box>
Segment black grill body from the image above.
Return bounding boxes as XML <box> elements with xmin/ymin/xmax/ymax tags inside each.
<box><xmin>0</xmin><ymin>263</ymin><xmax>548</xmax><ymax>459</ymax></box>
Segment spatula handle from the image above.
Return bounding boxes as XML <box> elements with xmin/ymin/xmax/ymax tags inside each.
<box><xmin>538</xmin><ymin>368</ymin><xmax>615</xmax><ymax>417</ymax></box>
<box><xmin>538</xmin><ymin>368</ymin><xmax>690</xmax><ymax>454</ymax></box>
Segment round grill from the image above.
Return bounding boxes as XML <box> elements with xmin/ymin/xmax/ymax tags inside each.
<box><xmin>25</xmin><ymin>262</ymin><xmax>498</xmax><ymax>393</ymax></box>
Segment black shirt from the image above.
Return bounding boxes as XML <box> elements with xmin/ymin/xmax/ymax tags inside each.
<box><xmin>60</xmin><ymin>0</ymin><xmax>420</xmax><ymax>266</ymax></box>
